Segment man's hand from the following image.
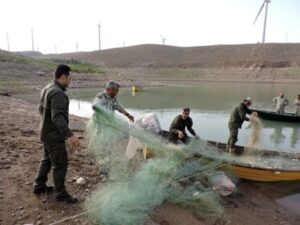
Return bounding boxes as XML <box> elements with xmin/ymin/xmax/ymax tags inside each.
<box><xmin>69</xmin><ymin>135</ymin><xmax>80</xmax><ymax>151</ymax></box>
<box><xmin>127</xmin><ymin>114</ymin><xmax>134</xmax><ymax>122</ymax></box>
<box><xmin>194</xmin><ymin>135</ymin><xmax>200</xmax><ymax>139</ymax></box>
<box><xmin>178</xmin><ymin>131</ymin><xmax>184</xmax><ymax>139</ymax></box>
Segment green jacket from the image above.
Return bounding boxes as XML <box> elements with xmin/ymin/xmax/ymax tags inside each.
<box><xmin>169</xmin><ymin>115</ymin><xmax>196</xmax><ymax>136</ymax></box>
<box><xmin>39</xmin><ymin>80</ymin><xmax>73</xmax><ymax>142</ymax></box>
<box><xmin>228</xmin><ymin>102</ymin><xmax>251</xmax><ymax>129</ymax></box>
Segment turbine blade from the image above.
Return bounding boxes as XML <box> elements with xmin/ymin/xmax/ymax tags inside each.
<box><xmin>253</xmin><ymin>0</ymin><xmax>266</xmax><ymax>25</ymax></box>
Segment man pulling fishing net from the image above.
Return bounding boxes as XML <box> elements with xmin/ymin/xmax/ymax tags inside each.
<box><xmin>227</xmin><ymin>97</ymin><xmax>252</xmax><ymax>153</ymax></box>
<box><xmin>92</xmin><ymin>80</ymin><xmax>135</xmax><ymax>179</ymax></box>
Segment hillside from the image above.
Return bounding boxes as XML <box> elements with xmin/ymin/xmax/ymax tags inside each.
<box><xmin>40</xmin><ymin>43</ymin><xmax>300</xmax><ymax>68</ymax></box>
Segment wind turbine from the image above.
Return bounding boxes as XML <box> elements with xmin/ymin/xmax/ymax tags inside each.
<box><xmin>253</xmin><ymin>0</ymin><xmax>271</xmax><ymax>43</ymax></box>
<box><xmin>160</xmin><ymin>35</ymin><xmax>166</xmax><ymax>45</ymax></box>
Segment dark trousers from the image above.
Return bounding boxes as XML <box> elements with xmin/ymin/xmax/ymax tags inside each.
<box><xmin>169</xmin><ymin>132</ymin><xmax>188</xmax><ymax>144</ymax></box>
<box><xmin>227</xmin><ymin>127</ymin><xmax>239</xmax><ymax>149</ymax></box>
<box><xmin>34</xmin><ymin>142</ymin><xmax>68</xmax><ymax>197</ymax></box>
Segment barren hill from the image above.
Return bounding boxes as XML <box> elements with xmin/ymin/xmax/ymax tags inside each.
<box><xmin>41</xmin><ymin>43</ymin><xmax>300</xmax><ymax>68</ymax></box>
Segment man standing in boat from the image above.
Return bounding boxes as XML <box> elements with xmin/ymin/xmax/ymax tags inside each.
<box><xmin>294</xmin><ymin>95</ymin><xmax>300</xmax><ymax>116</ymax></box>
<box><xmin>169</xmin><ymin>107</ymin><xmax>198</xmax><ymax>144</ymax></box>
<box><xmin>273</xmin><ymin>92</ymin><xmax>289</xmax><ymax>114</ymax></box>
<box><xmin>227</xmin><ymin>98</ymin><xmax>252</xmax><ymax>153</ymax></box>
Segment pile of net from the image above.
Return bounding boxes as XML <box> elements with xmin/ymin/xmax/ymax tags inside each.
<box><xmin>84</xmin><ymin>105</ymin><xmax>239</xmax><ymax>225</ymax></box>
<box><xmin>85</xmin><ymin>105</ymin><xmax>300</xmax><ymax>225</ymax></box>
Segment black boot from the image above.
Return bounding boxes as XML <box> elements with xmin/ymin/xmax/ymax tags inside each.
<box><xmin>33</xmin><ymin>185</ymin><xmax>54</xmax><ymax>195</ymax></box>
<box><xmin>56</xmin><ymin>193</ymin><xmax>78</xmax><ymax>204</ymax></box>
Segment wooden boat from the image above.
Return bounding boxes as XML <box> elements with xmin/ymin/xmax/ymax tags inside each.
<box><xmin>250</xmin><ymin>109</ymin><xmax>300</xmax><ymax>122</ymax></box>
<box><xmin>205</xmin><ymin>141</ymin><xmax>300</xmax><ymax>182</ymax></box>
<box><xmin>158</xmin><ymin>131</ymin><xmax>300</xmax><ymax>182</ymax></box>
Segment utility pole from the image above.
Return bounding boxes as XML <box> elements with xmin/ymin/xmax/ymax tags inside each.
<box><xmin>98</xmin><ymin>22</ymin><xmax>101</xmax><ymax>51</ymax></box>
<box><xmin>7</xmin><ymin>33</ymin><xmax>10</xmax><ymax>51</ymax></box>
<box><xmin>31</xmin><ymin>27</ymin><xmax>34</xmax><ymax>51</ymax></box>
<box><xmin>76</xmin><ymin>42</ymin><xmax>78</xmax><ymax>52</ymax></box>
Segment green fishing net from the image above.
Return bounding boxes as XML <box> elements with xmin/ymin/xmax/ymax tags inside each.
<box><xmin>85</xmin><ymin>105</ymin><xmax>300</xmax><ymax>225</ymax></box>
<box><xmin>85</xmin><ymin>105</ymin><xmax>229</xmax><ymax>225</ymax></box>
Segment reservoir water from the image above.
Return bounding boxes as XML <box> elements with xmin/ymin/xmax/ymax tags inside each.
<box><xmin>69</xmin><ymin>82</ymin><xmax>300</xmax><ymax>152</ymax></box>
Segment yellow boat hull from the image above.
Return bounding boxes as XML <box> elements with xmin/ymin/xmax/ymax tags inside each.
<box><xmin>226</xmin><ymin>164</ymin><xmax>300</xmax><ymax>182</ymax></box>
<box><xmin>144</xmin><ymin>144</ymin><xmax>300</xmax><ymax>182</ymax></box>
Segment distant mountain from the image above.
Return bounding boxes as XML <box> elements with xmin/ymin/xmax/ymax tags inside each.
<box><xmin>39</xmin><ymin>43</ymin><xmax>300</xmax><ymax>68</ymax></box>
<box><xmin>17</xmin><ymin>51</ymin><xmax>43</xmax><ymax>58</ymax></box>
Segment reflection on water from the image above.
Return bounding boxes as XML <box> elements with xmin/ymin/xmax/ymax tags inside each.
<box><xmin>69</xmin><ymin>83</ymin><xmax>300</xmax><ymax>152</ymax></box>
<box><xmin>270</xmin><ymin>126</ymin><xmax>286</xmax><ymax>146</ymax></box>
<box><xmin>291</xmin><ymin>127</ymin><xmax>300</xmax><ymax>148</ymax></box>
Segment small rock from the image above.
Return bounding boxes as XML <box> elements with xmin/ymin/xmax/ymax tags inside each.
<box><xmin>21</xmin><ymin>129</ymin><xmax>34</xmax><ymax>133</ymax></box>
<box><xmin>36</xmin><ymin>220</ymin><xmax>43</xmax><ymax>225</ymax></box>
<box><xmin>25</xmin><ymin>181</ymin><xmax>31</xmax><ymax>185</ymax></box>
<box><xmin>12</xmin><ymin>153</ymin><xmax>19</xmax><ymax>158</ymax></box>
<box><xmin>76</xmin><ymin>177</ymin><xmax>86</xmax><ymax>185</ymax></box>
<box><xmin>37</xmin><ymin>214</ymin><xmax>42</xmax><ymax>219</ymax></box>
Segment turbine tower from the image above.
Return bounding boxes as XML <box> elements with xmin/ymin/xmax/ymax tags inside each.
<box><xmin>253</xmin><ymin>0</ymin><xmax>271</xmax><ymax>43</ymax></box>
<box><xmin>98</xmin><ymin>22</ymin><xmax>101</xmax><ymax>51</ymax></box>
<box><xmin>31</xmin><ymin>27</ymin><xmax>34</xmax><ymax>51</ymax></box>
<box><xmin>7</xmin><ymin>33</ymin><xmax>10</xmax><ymax>51</ymax></box>
<box><xmin>160</xmin><ymin>35</ymin><xmax>166</xmax><ymax>45</ymax></box>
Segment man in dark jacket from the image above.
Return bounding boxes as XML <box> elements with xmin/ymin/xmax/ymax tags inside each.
<box><xmin>169</xmin><ymin>107</ymin><xmax>197</xmax><ymax>144</ymax></box>
<box><xmin>33</xmin><ymin>64</ymin><xmax>80</xmax><ymax>203</ymax></box>
<box><xmin>227</xmin><ymin>98</ymin><xmax>252</xmax><ymax>153</ymax></box>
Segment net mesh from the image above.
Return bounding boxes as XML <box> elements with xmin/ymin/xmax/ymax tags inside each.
<box><xmin>84</xmin><ymin>105</ymin><xmax>300</xmax><ymax>225</ymax></box>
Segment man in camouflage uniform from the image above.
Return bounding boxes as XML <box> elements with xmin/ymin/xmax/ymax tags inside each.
<box><xmin>93</xmin><ymin>80</ymin><xmax>134</xmax><ymax>122</ymax></box>
<box><xmin>33</xmin><ymin>64</ymin><xmax>80</xmax><ymax>203</ymax></box>
<box><xmin>273</xmin><ymin>92</ymin><xmax>289</xmax><ymax>114</ymax></box>
<box><xmin>92</xmin><ymin>80</ymin><xmax>134</xmax><ymax>179</ymax></box>
<box><xmin>227</xmin><ymin>98</ymin><xmax>252</xmax><ymax>153</ymax></box>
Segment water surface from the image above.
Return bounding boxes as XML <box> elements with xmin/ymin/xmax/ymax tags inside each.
<box><xmin>69</xmin><ymin>82</ymin><xmax>300</xmax><ymax>152</ymax></box>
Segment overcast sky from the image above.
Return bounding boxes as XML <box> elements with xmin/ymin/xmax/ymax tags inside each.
<box><xmin>0</xmin><ymin>0</ymin><xmax>299</xmax><ymax>54</ymax></box>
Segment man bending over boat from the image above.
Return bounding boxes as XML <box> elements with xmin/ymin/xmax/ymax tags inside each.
<box><xmin>273</xmin><ymin>92</ymin><xmax>289</xmax><ymax>114</ymax></box>
<box><xmin>169</xmin><ymin>107</ymin><xmax>198</xmax><ymax>144</ymax></box>
<box><xmin>227</xmin><ymin>98</ymin><xmax>252</xmax><ymax>153</ymax></box>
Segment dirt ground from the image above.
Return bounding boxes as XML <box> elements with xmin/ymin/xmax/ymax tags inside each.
<box><xmin>0</xmin><ymin>95</ymin><xmax>299</xmax><ymax>225</ymax></box>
